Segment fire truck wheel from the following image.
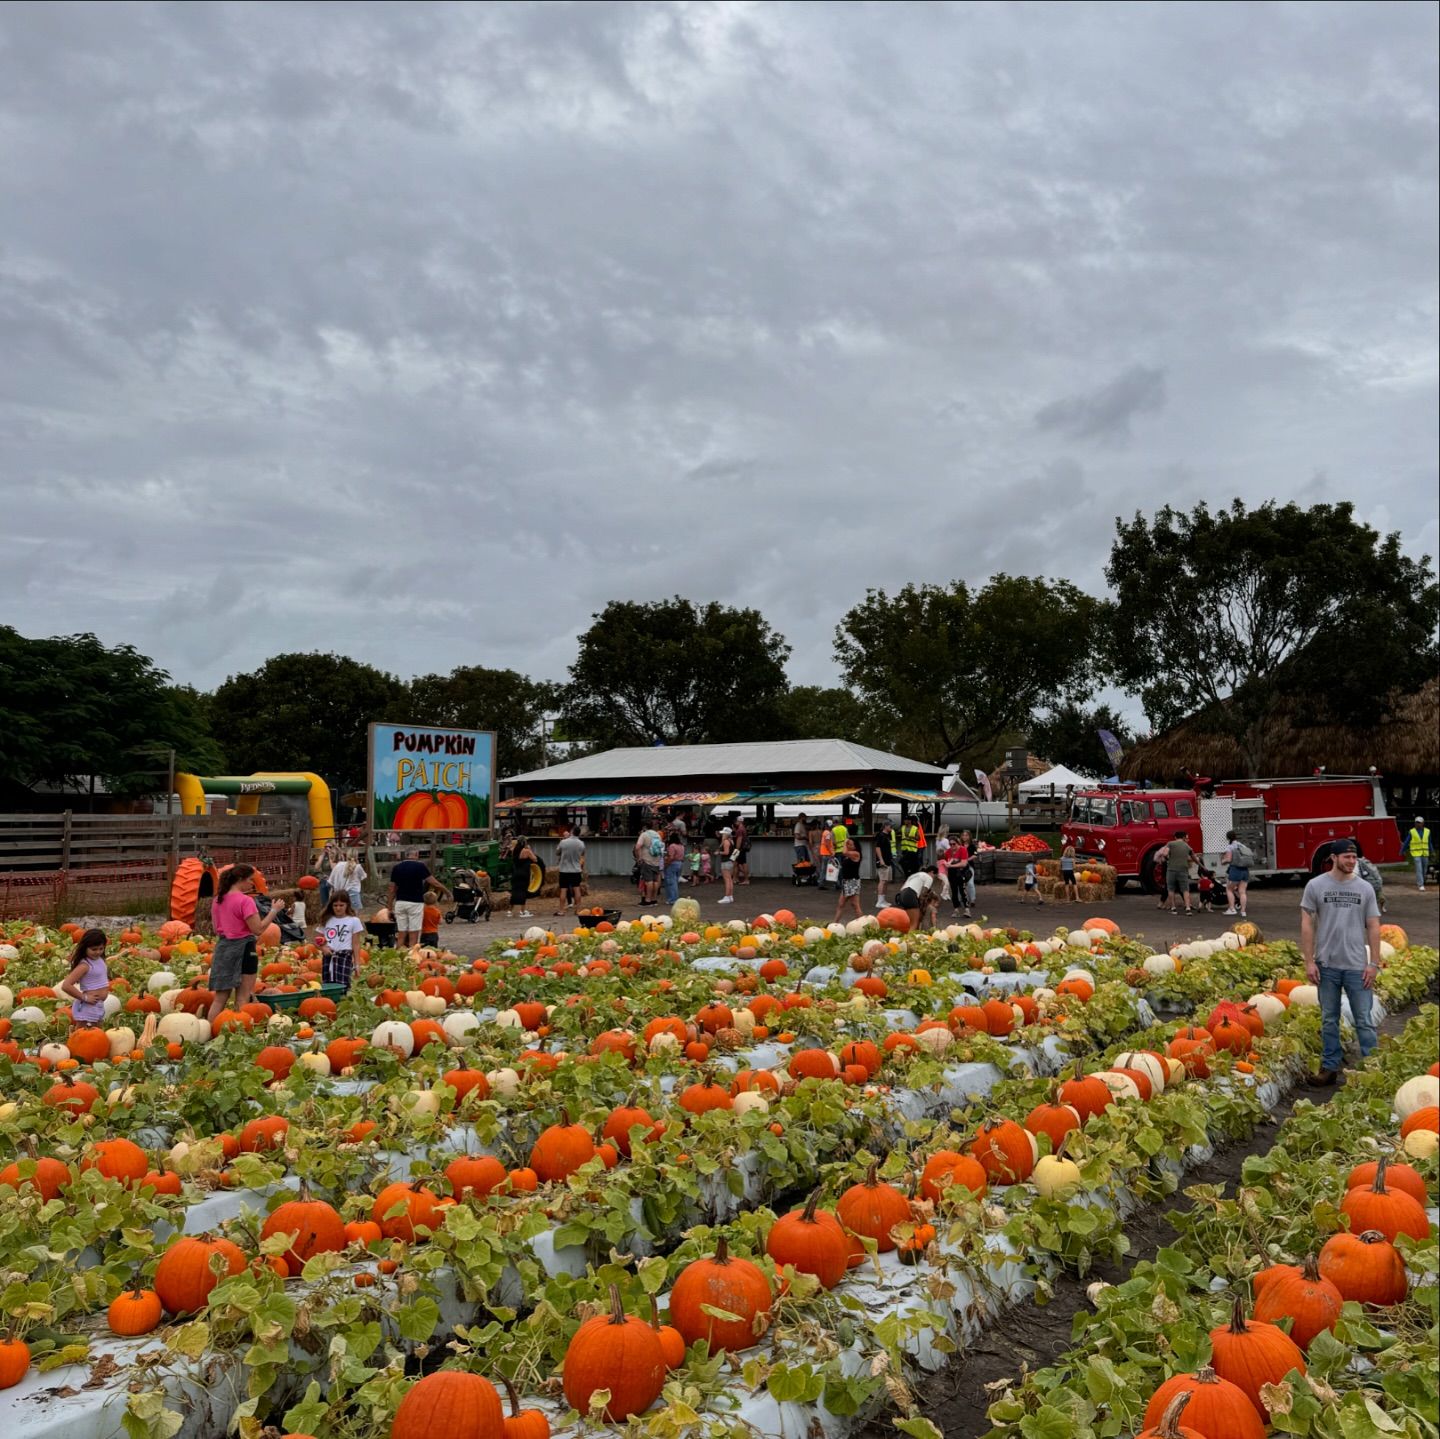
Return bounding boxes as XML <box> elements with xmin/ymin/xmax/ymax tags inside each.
<box><xmin>1138</xmin><ymin>850</ymin><xmax>1164</xmax><ymax>894</ymax></box>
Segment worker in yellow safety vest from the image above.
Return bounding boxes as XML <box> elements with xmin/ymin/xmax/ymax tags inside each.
<box><xmin>1408</xmin><ymin>817</ymin><xmax>1432</xmax><ymax>891</ymax></box>
<box><xmin>899</xmin><ymin>820</ymin><xmax>920</xmax><ymax>876</ymax></box>
<box><xmin>915</xmin><ymin>817</ymin><xmax>928</xmax><ymax>867</ymax></box>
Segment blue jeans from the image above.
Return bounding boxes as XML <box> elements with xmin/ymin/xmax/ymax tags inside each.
<box><xmin>1317</xmin><ymin>964</ymin><xmax>1376</xmax><ymax>1073</ymax></box>
<box><xmin>347</xmin><ymin>888</ymin><xmax>363</xmax><ymax>914</ymax></box>
<box><xmin>1415</xmin><ymin>856</ymin><xmax>1429</xmax><ymax>887</ymax></box>
<box><xmin>662</xmin><ymin>861</ymin><xmax>681</xmax><ymax>904</ymax></box>
<box><xmin>319</xmin><ymin>879</ymin><xmax>331</xmax><ymax>907</ymax></box>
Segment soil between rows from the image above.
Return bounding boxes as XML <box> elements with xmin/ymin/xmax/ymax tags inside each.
<box><xmin>857</xmin><ymin>1000</ymin><xmax>1425</xmax><ymax>1439</ymax></box>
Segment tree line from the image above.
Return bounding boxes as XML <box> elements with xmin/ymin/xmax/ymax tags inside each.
<box><xmin>2</xmin><ymin>499</ymin><xmax>1435</xmax><ymax>800</ymax></box>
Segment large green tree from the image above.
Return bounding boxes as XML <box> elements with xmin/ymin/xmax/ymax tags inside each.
<box><xmin>1105</xmin><ymin>500</ymin><xmax>1440</xmax><ymax>775</ymax></box>
<box><xmin>207</xmin><ymin>652</ymin><xmax>411</xmax><ymax>795</ymax></box>
<box><xmin>561</xmin><ymin>598</ymin><xmax>791</xmax><ymax>747</ymax></box>
<box><xmin>773</xmin><ymin>684</ymin><xmax>886</xmax><ymax>746</ymax></box>
<box><xmin>408</xmin><ymin>666</ymin><xmax>563</xmax><ymax>778</ymax></box>
<box><xmin>1028</xmin><ymin>702</ymin><xmax>1136</xmax><ymax>777</ymax></box>
<box><xmin>833</xmin><ymin>576</ymin><xmax>1103</xmax><ymax>766</ymax></box>
<box><xmin>0</xmin><ymin>627</ymin><xmax>222</xmax><ymax>796</ymax></box>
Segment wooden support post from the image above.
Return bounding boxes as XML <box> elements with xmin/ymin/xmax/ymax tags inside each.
<box><xmin>60</xmin><ymin>810</ymin><xmax>73</xmax><ymax>871</ymax></box>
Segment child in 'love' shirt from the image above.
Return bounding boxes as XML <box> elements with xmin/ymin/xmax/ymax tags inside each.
<box><xmin>316</xmin><ymin>893</ymin><xmax>365</xmax><ymax>989</ymax></box>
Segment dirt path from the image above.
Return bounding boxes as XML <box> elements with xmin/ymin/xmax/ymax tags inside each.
<box><xmin>856</xmin><ymin>1000</ymin><xmax>1424</xmax><ymax>1439</ymax></box>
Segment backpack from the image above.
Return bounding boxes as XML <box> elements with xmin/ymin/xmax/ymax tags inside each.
<box><xmin>648</xmin><ymin>834</ymin><xmax>663</xmax><ymax>859</ymax></box>
<box><xmin>1231</xmin><ymin>841</ymin><xmax>1255</xmax><ymax>868</ymax></box>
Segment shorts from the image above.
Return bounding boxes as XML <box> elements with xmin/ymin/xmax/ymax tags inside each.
<box><xmin>875</xmin><ymin>863</ymin><xmax>892</xmax><ymax>881</ymax></box>
<box><xmin>639</xmin><ymin>862</ymin><xmax>660</xmax><ymax>884</ymax></box>
<box><xmin>842</xmin><ymin>878</ymin><xmax>860</xmax><ymax>898</ymax></box>
<box><xmin>1227</xmin><ymin>866</ymin><xmax>1250</xmax><ymax>884</ymax></box>
<box><xmin>419</xmin><ymin>931</ymin><xmax>439</xmax><ymax>947</ymax></box>
<box><xmin>558</xmin><ymin>871</ymin><xmax>582</xmax><ymax>895</ymax></box>
<box><xmin>394</xmin><ymin>899</ymin><xmax>425</xmax><ymax>931</ymax></box>
<box><xmin>895</xmin><ymin>889</ymin><xmax>920</xmax><ymax>910</ymax></box>
<box><xmin>210</xmin><ymin>935</ymin><xmax>258</xmax><ymax>991</ymax></box>
<box><xmin>1166</xmin><ymin>871</ymin><xmax>1189</xmax><ymax>895</ymax></box>
<box><xmin>1024</xmin><ymin>881</ymin><xmax>1036</xmax><ymax>891</ymax></box>
<box><xmin>322</xmin><ymin>950</ymin><xmax>355</xmax><ymax>988</ymax></box>
<box><xmin>721</xmin><ymin>859</ymin><xmax>735</xmax><ymax>871</ymax></box>
<box><xmin>1060</xmin><ymin>867</ymin><xmax>1075</xmax><ymax>883</ymax></box>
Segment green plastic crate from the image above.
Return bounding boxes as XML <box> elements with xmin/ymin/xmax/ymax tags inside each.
<box><xmin>259</xmin><ymin>982</ymin><xmax>350</xmax><ymax>1011</ymax></box>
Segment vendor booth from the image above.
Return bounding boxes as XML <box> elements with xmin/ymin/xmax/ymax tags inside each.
<box><xmin>497</xmin><ymin>739</ymin><xmax>983</xmax><ymax>877</ymax></box>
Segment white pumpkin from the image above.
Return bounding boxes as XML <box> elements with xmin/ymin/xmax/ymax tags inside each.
<box><xmin>1063</xmin><ymin>968</ymin><xmax>1095</xmax><ymax>987</ymax></box>
<box><xmin>157</xmin><ymin>1011</ymin><xmax>208</xmax><ymax>1044</ymax></box>
<box><xmin>522</xmin><ymin>925</ymin><xmax>549</xmax><ymax>943</ymax></box>
<box><xmin>1113</xmin><ymin>1051</ymin><xmax>1167</xmax><ymax>1094</ymax></box>
<box><xmin>298</xmin><ymin>1051</ymin><xmax>332</xmax><ymax>1076</ymax></box>
<box><xmin>106</xmin><ymin>1084</ymin><xmax>139</xmax><ymax>1108</ymax></box>
<box><xmin>848</xmin><ymin>993</ymin><xmax>870</xmax><ymax>1014</ymax></box>
<box><xmin>1394</xmin><ymin>1075</ymin><xmax>1440</xmax><ymax>1121</ymax></box>
<box><xmin>1033</xmin><ymin>987</ymin><xmax>1057</xmax><ymax>1004</ymax></box>
<box><xmin>731</xmin><ymin>1091</ymin><xmax>770</xmax><ymax>1116</ymax></box>
<box><xmin>1162</xmin><ymin>1057</ymin><xmax>1186</xmax><ymax>1084</ymax></box>
<box><xmin>105</xmin><ymin>1027</ymin><xmax>137</xmax><ymax>1060</ymax></box>
<box><xmin>418</xmin><ymin>995</ymin><xmax>446</xmax><ymax>1017</ymax></box>
<box><xmin>1142</xmin><ymin>955</ymin><xmax>1178</xmax><ymax>976</ymax></box>
<box><xmin>1402</xmin><ymin>1128</ymin><xmax>1439</xmax><ymax>1161</ymax></box>
<box><xmin>157</xmin><ymin>988</ymin><xmax>184</xmax><ymax>1014</ymax></box>
<box><xmin>371</xmin><ymin>1019</ymin><xmax>415</xmax><ymax>1057</ymax></box>
<box><xmin>267</xmin><ymin>1013</ymin><xmax>294</xmax><ymax>1033</ymax></box>
<box><xmin>0</xmin><ymin>1102</ymin><xmax>17</xmax><ymax>1123</ymax></box>
<box><xmin>38</xmin><ymin>1042</ymin><xmax>71</xmax><ymax>1065</ymax></box>
<box><xmin>727</xmin><ymin>919</ymin><xmax>748</xmax><ymax>933</ymax></box>
<box><xmin>984</xmin><ymin>947</ymin><xmax>1009</xmax><ymax>965</ymax></box>
<box><xmin>803</xmin><ymin>927</ymin><xmax>827</xmax><ymax>944</ymax></box>
<box><xmin>731</xmin><ymin>1009</ymin><xmax>756</xmax><ymax>1036</ymax></box>
<box><xmin>648</xmin><ymin>1031</ymin><xmax>680</xmax><ymax>1054</ymax></box>
<box><xmin>654</xmin><ymin>915</ymin><xmax>673</xmax><ymax>931</ymax></box>
<box><xmin>10</xmin><ymin>1005</ymin><xmax>47</xmax><ymax>1027</ymax></box>
<box><xmin>1032</xmin><ymin>1151</ymin><xmax>1082</xmax><ymax>1199</ymax></box>
<box><xmin>1092</xmin><ymin>1070</ymin><xmax>1141</xmax><ymax>1101</ymax></box>
<box><xmin>1379</xmin><ymin>940</ymin><xmax>1396</xmax><ymax>961</ymax></box>
<box><xmin>485</xmin><ymin>1066</ymin><xmax>521</xmax><ymax>1098</ymax></box>
<box><xmin>0</xmin><ymin>943</ymin><xmax>18</xmax><ymax>962</ymax></box>
<box><xmin>101</xmin><ymin>994</ymin><xmax>123</xmax><ymax>1019</ymax></box>
<box><xmin>0</xmin><ymin>985</ymin><xmax>12</xmax><ymax>1014</ymax></box>
<box><xmin>147</xmin><ymin>971</ymin><xmax>178</xmax><ymax>995</ymax></box>
<box><xmin>168</xmin><ymin>1138</ymin><xmax>222</xmax><ymax>1175</ymax></box>
<box><xmin>913</xmin><ymin>1027</ymin><xmax>954</xmax><ymax>1056</ymax></box>
<box><xmin>442</xmin><ymin>1012</ymin><xmax>480</xmax><ymax>1042</ymax></box>
<box><xmin>1087</xmin><ymin>1281</ymin><xmax>1112</xmax><ymax>1305</ymax></box>
<box><xmin>844</xmin><ymin>918</ymin><xmax>870</xmax><ymax>936</ymax></box>
<box><xmin>1066</xmin><ymin>932</ymin><xmax>1091</xmax><ymax>949</ymax></box>
<box><xmin>1220</xmin><ymin>931</ymin><xmax>1244</xmax><ymax>951</ymax></box>
<box><xmin>1246</xmin><ymin>993</ymin><xmax>1286</xmax><ymax>1024</ymax></box>
<box><xmin>393</xmin><ymin>1086</ymin><xmax>441</xmax><ymax>1120</ymax></box>
<box><xmin>494</xmin><ymin>1009</ymin><xmax>524</xmax><ymax>1030</ymax></box>
<box><xmin>1286</xmin><ymin>984</ymin><xmax>1320</xmax><ymax>1008</ymax></box>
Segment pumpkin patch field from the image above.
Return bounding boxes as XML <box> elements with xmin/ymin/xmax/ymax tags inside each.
<box><xmin>0</xmin><ymin>906</ymin><xmax>1433</xmax><ymax>1439</ymax></box>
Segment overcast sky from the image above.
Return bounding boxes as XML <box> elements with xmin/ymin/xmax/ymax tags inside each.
<box><xmin>3</xmin><ymin>0</ymin><xmax>1436</xmax><ymax>698</ymax></box>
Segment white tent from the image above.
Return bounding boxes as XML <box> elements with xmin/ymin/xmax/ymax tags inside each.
<box><xmin>1018</xmin><ymin>763</ymin><xmax>1099</xmax><ymax>797</ymax></box>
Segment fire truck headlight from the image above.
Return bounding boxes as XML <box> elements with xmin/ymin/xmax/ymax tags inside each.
<box><xmin>1096</xmin><ymin>838</ymin><xmax>1106</xmax><ymax>851</ymax></box>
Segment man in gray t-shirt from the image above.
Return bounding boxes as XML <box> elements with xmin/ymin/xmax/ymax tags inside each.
<box><xmin>553</xmin><ymin>830</ymin><xmax>587</xmax><ymax>916</ymax></box>
<box><xmin>1300</xmin><ymin>839</ymin><xmax>1381</xmax><ymax>1085</ymax></box>
<box><xmin>1161</xmin><ymin>831</ymin><xmax>1196</xmax><ymax>914</ymax></box>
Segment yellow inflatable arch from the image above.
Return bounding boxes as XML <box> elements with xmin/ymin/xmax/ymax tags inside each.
<box><xmin>174</xmin><ymin>772</ymin><xmax>336</xmax><ymax>845</ymax></box>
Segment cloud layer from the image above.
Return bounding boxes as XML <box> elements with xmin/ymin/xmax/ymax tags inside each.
<box><xmin>2</xmin><ymin>1</ymin><xmax>1435</xmax><ymax>695</ymax></box>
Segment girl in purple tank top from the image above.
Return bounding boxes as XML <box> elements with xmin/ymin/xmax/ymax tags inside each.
<box><xmin>60</xmin><ymin>927</ymin><xmax>112</xmax><ymax>1025</ymax></box>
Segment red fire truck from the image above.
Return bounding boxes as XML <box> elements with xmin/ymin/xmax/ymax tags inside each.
<box><xmin>1060</xmin><ymin>774</ymin><xmax>1403</xmax><ymax>891</ymax></box>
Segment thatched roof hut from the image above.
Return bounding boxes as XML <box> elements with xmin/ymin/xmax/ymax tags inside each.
<box><xmin>1120</xmin><ymin>677</ymin><xmax>1440</xmax><ymax>817</ymax></box>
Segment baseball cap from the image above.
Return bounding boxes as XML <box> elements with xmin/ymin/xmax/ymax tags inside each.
<box><xmin>1333</xmin><ymin>838</ymin><xmax>1358</xmax><ymax>854</ymax></box>
<box><xmin>720</xmin><ymin>827</ymin><xmax>732</xmax><ymax>835</ymax></box>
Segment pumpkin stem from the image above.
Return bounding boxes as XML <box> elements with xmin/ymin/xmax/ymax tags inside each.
<box><xmin>1156</xmin><ymin>1391</ymin><xmax>1194</xmax><ymax>1438</ymax></box>
<box><xmin>1359</xmin><ymin>1230</ymin><xmax>1387</xmax><ymax>1244</ymax></box>
<box><xmin>801</xmin><ymin>1188</ymin><xmax>824</xmax><ymax>1223</ymax></box>
<box><xmin>1194</xmin><ymin>1364</ymin><xmax>1220</xmax><ymax>1384</ymax></box>
<box><xmin>1372</xmin><ymin>1155</ymin><xmax>1388</xmax><ymax>1193</ymax></box>
<box><xmin>1054</xmin><ymin>1131</ymin><xmax>1070</xmax><ymax>1162</ymax></box>
<box><xmin>606</xmin><ymin>1282</ymin><xmax>627</xmax><ymax>1326</ymax></box>
<box><xmin>1228</xmin><ymin>1293</ymin><xmax>1250</xmax><ymax>1334</ymax></box>
<box><xmin>714</xmin><ymin>1235</ymin><xmax>731</xmax><ymax>1265</ymax></box>
<box><xmin>865</xmin><ymin>1162</ymin><xmax>879</xmax><ymax>1187</ymax></box>
<box><xmin>500</xmin><ymin>1374</ymin><xmax>523</xmax><ymax>1418</ymax></box>
<box><xmin>1300</xmin><ymin>1254</ymin><xmax>1321</xmax><ymax>1281</ymax></box>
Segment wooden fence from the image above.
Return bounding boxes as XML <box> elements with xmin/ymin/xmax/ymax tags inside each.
<box><xmin>0</xmin><ymin>812</ymin><xmax>310</xmax><ymax>921</ymax></box>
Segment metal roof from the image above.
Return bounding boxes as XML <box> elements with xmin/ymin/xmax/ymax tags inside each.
<box><xmin>503</xmin><ymin>739</ymin><xmax>945</xmax><ymax>787</ymax></box>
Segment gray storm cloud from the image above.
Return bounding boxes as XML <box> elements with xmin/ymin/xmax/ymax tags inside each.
<box><xmin>0</xmin><ymin>0</ymin><xmax>1434</xmax><ymax>695</ymax></box>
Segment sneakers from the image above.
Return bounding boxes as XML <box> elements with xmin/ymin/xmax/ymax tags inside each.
<box><xmin>1308</xmin><ymin>1069</ymin><xmax>1339</xmax><ymax>1087</ymax></box>
<box><xmin>717</xmin><ymin>895</ymin><xmax>733</xmax><ymax>904</ymax></box>
<box><xmin>1223</xmin><ymin>908</ymin><xmax>1237</xmax><ymax>916</ymax></box>
<box><xmin>519</xmin><ymin>910</ymin><xmax>533</xmax><ymax>918</ymax></box>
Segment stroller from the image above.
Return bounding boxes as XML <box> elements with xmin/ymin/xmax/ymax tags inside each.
<box><xmin>791</xmin><ymin>859</ymin><xmax>818</xmax><ymax>887</ymax></box>
<box><xmin>1195</xmin><ymin>863</ymin><xmax>1228</xmax><ymax>913</ymax></box>
<box><xmin>444</xmin><ymin>868</ymin><xmax>492</xmax><ymax>924</ymax></box>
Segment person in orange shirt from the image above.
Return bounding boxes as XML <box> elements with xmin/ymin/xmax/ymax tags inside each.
<box><xmin>818</xmin><ymin>824</ymin><xmax>837</xmax><ymax>890</ymax></box>
<box><xmin>420</xmin><ymin>890</ymin><xmax>443</xmax><ymax>948</ymax></box>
